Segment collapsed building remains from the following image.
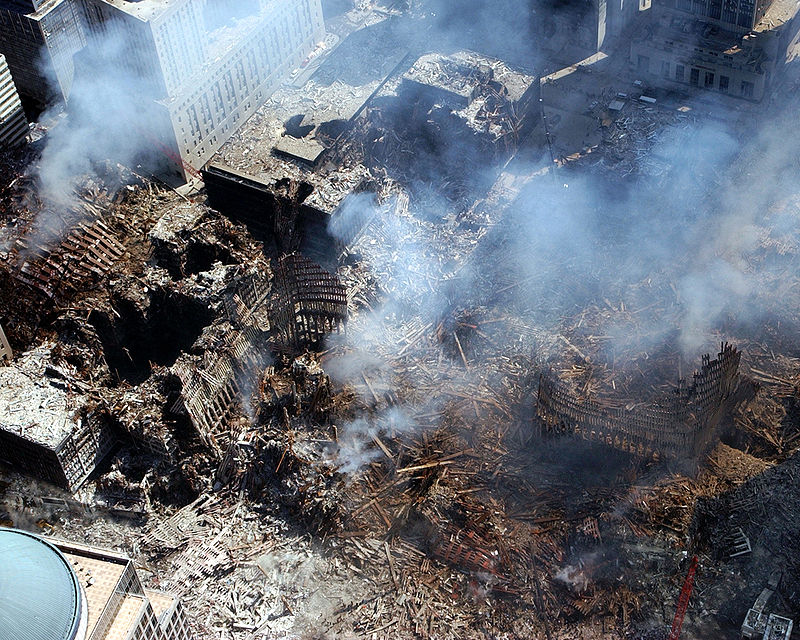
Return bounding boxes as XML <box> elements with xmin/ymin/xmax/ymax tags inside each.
<box><xmin>0</xmin><ymin>347</ymin><xmax>117</xmax><ymax>490</ymax></box>
<box><xmin>536</xmin><ymin>343</ymin><xmax>743</xmax><ymax>461</ymax></box>
<box><xmin>171</xmin><ymin>323</ymin><xmax>265</xmax><ymax>456</ymax></box>
<box><xmin>2</xmin><ymin>218</ymin><xmax>125</xmax><ymax>304</ymax></box>
<box><xmin>202</xmin><ymin>163</ymin><xmax>341</xmax><ymax>259</ymax></box>
<box><xmin>271</xmin><ymin>253</ymin><xmax>347</xmax><ymax>352</ymax></box>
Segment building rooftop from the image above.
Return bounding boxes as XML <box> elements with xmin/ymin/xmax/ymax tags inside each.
<box><xmin>0</xmin><ymin>354</ymin><xmax>84</xmax><ymax>450</ymax></box>
<box><xmin>753</xmin><ymin>0</ymin><xmax>800</xmax><ymax>33</ymax></box>
<box><xmin>92</xmin><ymin>0</ymin><xmax>173</xmax><ymax>23</ymax></box>
<box><xmin>216</xmin><ymin>14</ymin><xmax>406</xmax><ymax>214</ymax></box>
<box><xmin>403</xmin><ymin>51</ymin><xmax>536</xmax><ymax>105</ymax></box>
<box><xmin>0</xmin><ymin>528</ymin><xmax>85</xmax><ymax>640</ymax></box>
<box><xmin>103</xmin><ymin>595</ymin><xmax>147</xmax><ymax>640</ymax></box>
<box><xmin>145</xmin><ymin>588</ymin><xmax>177</xmax><ymax>621</ymax></box>
<box><xmin>61</xmin><ymin>549</ymin><xmax>128</xmax><ymax>637</ymax></box>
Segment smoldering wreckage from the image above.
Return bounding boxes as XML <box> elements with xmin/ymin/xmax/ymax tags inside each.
<box><xmin>2</xmin><ymin>40</ymin><xmax>800</xmax><ymax>640</ymax></box>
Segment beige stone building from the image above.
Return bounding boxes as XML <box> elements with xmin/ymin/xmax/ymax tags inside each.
<box><xmin>0</xmin><ymin>527</ymin><xmax>192</xmax><ymax>640</ymax></box>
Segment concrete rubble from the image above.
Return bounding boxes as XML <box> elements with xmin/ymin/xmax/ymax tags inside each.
<box><xmin>1</xmin><ymin>2</ymin><xmax>800</xmax><ymax>640</ymax></box>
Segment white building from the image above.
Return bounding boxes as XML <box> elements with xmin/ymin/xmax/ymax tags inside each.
<box><xmin>79</xmin><ymin>0</ymin><xmax>325</xmax><ymax>180</ymax></box>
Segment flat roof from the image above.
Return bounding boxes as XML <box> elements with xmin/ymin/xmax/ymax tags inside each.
<box><xmin>103</xmin><ymin>594</ymin><xmax>147</xmax><ymax>640</ymax></box>
<box><xmin>0</xmin><ymin>364</ymin><xmax>83</xmax><ymax>449</ymax></box>
<box><xmin>92</xmin><ymin>0</ymin><xmax>174</xmax><ymax>23</ymax></box>
<box><xmin>145</xmin><ymin>588</ymin><xmax>177</xmax><ymax>621</ymax></box>
<box><xmin>62</xmin><ymin>550</ymin><xmax>128</xmax><ymax>637</ymax></box>
<box><xmin>215</xmin><ymin>14</ymin><xmax>404</xmax><ymax>214</ymax></box>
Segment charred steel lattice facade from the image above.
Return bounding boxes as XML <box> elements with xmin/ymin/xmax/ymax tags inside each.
<box><xmin>172</xmin><ymin>325</ymin><xmax>265</xmax><ymax>455</ymax></box>
<box><xmin>536</xmin><ymin>343</ymin><xmax>741</xmax><ymax>460</ymax></box>
<box><xmin>4</xmin><ymin>219</ymin><xmax>125</xmax><ymax>303</ymax></box>
<box><xmin>272</xmin><ymin>254</ymin><xmax>347</xmax><ymax>351</ymax></box>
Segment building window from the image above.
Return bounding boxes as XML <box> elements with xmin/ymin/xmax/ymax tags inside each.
<box><xmin>637</xmin><ymin>55</ymin><xmax>650</xmax><ymax>72</ymax></box>
<box><xmin>690</xmin><ymin>68</ymin><xmax>700</xmax><ymax>86</ymax></box>
<box><xmin>675</xmin><ymin>64</ymin><xmax>685</xmax><ymax>81</ymax></box>
<box><xmin>719</xmin><ymin>75</ymin><xmax>729</xmax><ymax>92</ymax></box>
<box><xmin>661</xmin><ymin>61</ymin><xmax>670</xmax><ymax>77</ymax></box>
<box><xmin>704</xmin><ymin>71</ymin><xmax>714</xmax><ymax>87</ymax></box>
<box><xmin>741</xmin><ymin>80</ymin><xmax>754</xmax><ymax>97</ymax></box>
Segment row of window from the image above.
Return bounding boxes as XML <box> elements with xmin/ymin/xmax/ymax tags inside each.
<box><xmin>671</xmin><ymin>0</ymin><xmax>756</xmax><ymax>28</ymax></box>
<box><xmin>638</xmin><ymin>55</ymin><xmax>756</xmax><ymax>97</ymax></box>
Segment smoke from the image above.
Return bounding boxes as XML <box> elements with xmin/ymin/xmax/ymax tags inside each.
<box><xmin>315</xmin><ymin>1</ymin><xmax>800</xmax><ymax>476</ymax></box>
<box><xmin>36</xmin><ymin>25</ymin><xmax>169</xmax><ymax>211</ymax></box>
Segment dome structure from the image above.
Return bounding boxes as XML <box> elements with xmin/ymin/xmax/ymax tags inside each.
<box><xmin>0</xmin><ymin>528</ymin><xmax>87</xmax><ymax>640</ymax></box>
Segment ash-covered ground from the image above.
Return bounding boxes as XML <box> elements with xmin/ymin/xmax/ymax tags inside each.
<box><xmin>2</xmin><ymin>2</ymin><xmax>800</xmax><ymax>639</ymax></box>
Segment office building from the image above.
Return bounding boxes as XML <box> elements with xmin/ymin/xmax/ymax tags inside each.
<box><xmin>630</xmin><ymin>0</ymin><xmax>800</xmax><ymax>100</ymax></box>
<box><xmin>78</xmin><ymin>0</ymin><xmax>325</xmax><ymax>180</ymax></box>
<box><xmin>0</xmin><ymin>0</ymin><xmax>86</xmax><ymax>105</ymax></box>
<box><xmin>0</xmin><ymin>528</ymin><xmax>192</xmax><ymax>640</ymax></box>
<box><xmin>0</xmin><ymin>53</ymin><xmax>28</xmax><ymax>147</ymax></box>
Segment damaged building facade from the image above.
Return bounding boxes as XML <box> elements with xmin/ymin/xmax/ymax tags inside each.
<box><xmin>0</xmin><ymin>0</ymin><xmax>87</xmax><ymax>106</ymax></box>
<box><xmin>0</xmin><ymin>349</ymin><xmax>118</xmax><ymax>490</ymax></box>
<box><xmin>537</xmin><ymin>344</ymin><xmax>743</xmax><ymax>461</ymax></box>
<box><xmin>630</xmin><ymin>0</ymin><xmax>800</xmax><ymax>100</ymax></box>
<box><xmin>78</xmin><ymin>0</ymin><xmax>325</xmax><ymax>180</ymax></box>
<box><xmin>0</xmin><ymin>53</ymin><xmax>27</xmax><ymax>147</ymax></box>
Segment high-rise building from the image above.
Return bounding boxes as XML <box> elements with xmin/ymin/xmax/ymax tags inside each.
<box><xmin>78</xmin><ymin>0</ymin><xmax>325</xmax><ymax>180</ymax></box>
<box><xmin>0</xmin><ymin>528</ymin><xmax>192</xmax><ymax>640</ymax></box>
<box><xmin>629</xmin><ymin>0</ymin><xmax>800</xmax><ymax>100</ymax></box>
<box><xmin>0</xmin><ymin>0</ymin><xmax>87</xmax><ymax>106</ymax></box>
<box><xmin>0</xmin><ymin>53</ymin><xmax>28</xmax><ymax>147</ymax></box>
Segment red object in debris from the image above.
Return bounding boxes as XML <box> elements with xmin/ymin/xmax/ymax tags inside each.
<box><xmin>668</xmin><ymin>555</ymin><xmax>699</xmax><ymax>640</ymax></box>
<box><xmin>131</xmin><ymin>122</ymin><xmax>203</xmax><ymax>182</ymax></box>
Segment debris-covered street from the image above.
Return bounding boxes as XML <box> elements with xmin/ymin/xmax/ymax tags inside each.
<box><xmin>2</xmin><ymin>1</ymin><xmax>800</xmax><ymax>639</ymax></box>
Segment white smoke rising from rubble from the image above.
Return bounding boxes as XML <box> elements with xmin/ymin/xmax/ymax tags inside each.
<box><xmin>33</xmin><ymin>3</ymin><xmax>266</xmax><ymax>212</ymax></box>
<box><xmin>321</xmin><ymin>24</ymin><xmax>800</xmax><ymax>476</ymax></box>
<box><xmin>37</xmin><ymin>31</ymin><xmax>163</xmax><ymax>211</ymax></box>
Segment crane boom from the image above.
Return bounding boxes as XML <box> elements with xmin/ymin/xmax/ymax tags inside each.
<box><xmin>668</xmin><ymin>555</ymin><xmax>699</xmax><ymax>640</ymax></box>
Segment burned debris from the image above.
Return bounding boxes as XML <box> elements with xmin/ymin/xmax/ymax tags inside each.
<box><xmin>2</xmin><ymin>1</ymin><xmax>800</xmax><ymax>640</ymax></box>
<box><xmin>537</xmin><ymin>343</ymin><xmax>745</xmax><ymax>461</ymax></box>
<box><xmin>272</xmin><ymin>253</ymin><xmax>348</xmax><ymax>352</ymax></box>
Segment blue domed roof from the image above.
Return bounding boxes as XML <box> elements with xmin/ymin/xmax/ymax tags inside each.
<box><xmin>0</xmin><ymin>529</ymin><xmax>84</xmax><ymax>640</ymax></box>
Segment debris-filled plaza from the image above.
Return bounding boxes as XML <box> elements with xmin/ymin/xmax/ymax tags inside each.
<box><xmin>1</xmin><ymin>1</ymin><xmax>800</xmax><ymax>639</ymax></box>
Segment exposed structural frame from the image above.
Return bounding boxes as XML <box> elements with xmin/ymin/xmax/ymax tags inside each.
<box><xmin>0</xmin><ymin>322</ymin><xmax>11</xmax><ymax>363</ymax></box>
<box><xmin>536</xmin><ymin>343</ymin><xmax>742</xmax><ymax>461</ymax></box>
<box><xmin>272</xmin><ymin>254</ymin><xmax>347</xmax><ymax>352</ymax></box>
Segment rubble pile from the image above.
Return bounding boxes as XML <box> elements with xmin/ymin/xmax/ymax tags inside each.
<box><xmin>2</xmin><ymin>11</ymin><xmax>800</xmax><ymax>638</ymax></box>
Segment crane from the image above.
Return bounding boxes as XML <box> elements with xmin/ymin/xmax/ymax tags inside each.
<box><xmin>668</xmin><ymin>555</ymin><xmax>699</xmax><ymax>640</ymax></box>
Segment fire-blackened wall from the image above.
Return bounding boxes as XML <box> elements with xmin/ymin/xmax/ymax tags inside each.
<box><xmin>0</xmin><ymin>414</ymin><xmax>117</xmax><ymax>490</ymax></box>
<box><xmin>202</xmin><ymin>163</ymin><xmax>337</xmax><ymax>260</ymax></box>
<box><xmin>536</xmin><ymin>343</ymin><xmax>743</xmax><ymax>461</ymax></box>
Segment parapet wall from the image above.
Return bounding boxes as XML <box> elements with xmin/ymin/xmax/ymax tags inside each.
<box><xmin>536</xmin><ymin>343</ymin><xmax>741</xmax><ymax>460</ymax></box>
